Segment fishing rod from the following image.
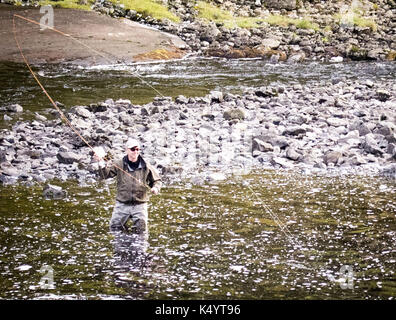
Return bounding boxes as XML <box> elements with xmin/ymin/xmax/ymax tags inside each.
<box><xmin>12</xmin><ymin>13</ymin><xmax>153</xmax><ymax>191</ymax></box>
<box><xmin>12</xmin><ymin>12</ymin><xmax>298</xmax><ymax>244</ymax></box>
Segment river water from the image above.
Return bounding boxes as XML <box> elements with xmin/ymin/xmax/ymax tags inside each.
<box><xmin>0</xmin><ymin>58</ymin><xmax>395</xmax><ymax>299</ymax></box>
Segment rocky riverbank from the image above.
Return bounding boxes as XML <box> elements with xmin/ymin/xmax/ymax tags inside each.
<box><xmin>90</xmin><ymin>0</ymin><xmax>396</xmax><ymax>62</ymax></box>
<box><xmin>3</xmin><ymin>0</ymin><xmax>395</xmax><ymax>62</ymax></box>
<box><xmin>1</xmin><ymin>79</ymin><xmax>395</xmax><ymax>186</ymax></box>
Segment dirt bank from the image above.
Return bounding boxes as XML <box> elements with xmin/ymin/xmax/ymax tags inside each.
<box><xmin>0</xmin><ymin>4</ymin><xmax>187</xmax><ymax>65</ymax></box>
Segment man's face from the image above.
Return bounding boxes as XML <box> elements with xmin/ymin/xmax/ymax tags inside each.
<box><xmin>126</xmin><ymin>146</ymin><xmax>140</xmax><ymax>162</ymax></box>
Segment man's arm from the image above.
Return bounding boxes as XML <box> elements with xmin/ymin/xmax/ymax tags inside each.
<box><xmin>147</xmin><ymin>166</ymin><xmax>162</xmax><ymax>194</ymax></box>
<box><xmin>98</xmin><ymin>161</ymin><xmax>117</xmax><ymax>180</ymax></box>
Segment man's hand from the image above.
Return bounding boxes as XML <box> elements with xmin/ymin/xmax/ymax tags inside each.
<box><xmin>151</xmin><ymin>186</ymin><xmax>159</xmax><ymax>195</ymax></box>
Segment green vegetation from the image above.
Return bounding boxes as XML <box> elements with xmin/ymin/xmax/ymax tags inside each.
<box><xmin>38</xmin><ymin>0</ymin><xmax>180</xmax><ymax>22</ymax></box>
<box><xmin>352</xmin><ymin>14</ymin><xmax>377</xmax><ymax>31</ymax></box>
<box><xmin>334</xmin><ymin>11</ymin><xmax>377</xmax><ymax>31</ymax></box>
<box><xmin>39</xmin><ymin>0</ymin><xmax>94</xmax><ymax>10</ymax></box>
<box><xmin>109</xmin><ymin>0</ymin><xmax>180</xmax><ymax>22</ymax></box>
<box><xmin>195</xmin><ymin>1</ymin><xmax>319</xmax><ymax>30</ymax></box>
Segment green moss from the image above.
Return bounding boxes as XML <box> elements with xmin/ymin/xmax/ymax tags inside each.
<box><xmin>196</xmin><ymin>2</ymin><xmax>318</xmax><ymax>30</ymax></box>
<box><xmin>353</xmin><ymin>15</ymin><xmax>377</xmax><ymax>31</ymax></box>
<box><xmin>112</xmin><ymin>0</ymin><xmax>180</xmax><ymax>22</ymax></box>
<box><xmin>334</xmin><ymin>12</ymin><xmax>377</xmax><ymax>31</ymax></box>
<box><xmin>195</xmin><ymin>1</ymin><xmax>233</xmax><ymax>23</ymax></box>
<box><xmin>265</xmin><ymin>14</ymin><xmax>319</xmax><ymax>30</ymax></box>
<box><xmin>38</xmin><ymin>0</ymin><xmax>180</xmax><ymax>22</ymax></box>
<box><xmin>38</xmin><ymin>0</ymin><xmax>94</xmax><ymax>10</ymax></box>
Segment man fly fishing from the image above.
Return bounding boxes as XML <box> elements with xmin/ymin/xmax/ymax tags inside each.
<box><xmin>93</xmin><ymin>138</ymin><xmax>162</xmax><ymax>234</ymax></box>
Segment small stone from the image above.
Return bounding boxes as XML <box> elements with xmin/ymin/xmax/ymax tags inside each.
<box><xmin>6</xmin><ymin>104</ymin><xmax>23</xmax><ymax>113</ymax></box>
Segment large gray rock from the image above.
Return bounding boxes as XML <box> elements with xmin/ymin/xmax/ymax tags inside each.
<box><xmin>43</xmin><ymin>184</ymin><xmax>67</xmax><ymax>200</ymax></box>
<box><xmin>57</xmin><ymin>151</ymin><xmax>81</xmax><ymax>164</ymax></box>
<box><xmin>223</xmin><ymin>109</ymin><xmax>245</xmax><ymax>121</ymax></box>
<box><xmin>362</xmin><ymin>134</ymin><xmax>386</xmax><ymax>156</ymax></box>
<box><xmin>323</xmin><ymin>151</ymin><xmax>343</xmax><ymax>166</ymax></box>
<box><xmin>6</xmin><ymin>104</ymin><xmax>23</xmax><ymax>113</ymax></box>
<box><xmin>252</xmin><ymin>138</ymin><xmax>274</xmax><ymax>153</ymax></box>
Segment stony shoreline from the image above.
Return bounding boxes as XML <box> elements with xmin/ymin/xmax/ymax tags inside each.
<box><xmin>91</xmin><ymin>0</ymin><xmax>396</xmax><ymax>62</ymax></box>
<box><xmin>1</xmin><ymin>79</ymin><xmax>395</xmax><ymax>186</ymax></box>
<box><xmin>2</xmin><ymin>0</ymin><xmax>395</xmax><ymax>63</ymax></box>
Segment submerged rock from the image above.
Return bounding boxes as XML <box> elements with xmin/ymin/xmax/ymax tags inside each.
<box><xmin>43</xmin><ymin>184</ymin><xmax>67</xmax><ymax>200</ymax></box>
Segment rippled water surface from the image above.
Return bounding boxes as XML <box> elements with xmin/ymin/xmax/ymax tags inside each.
<box><xmin>1</xmin><ymin>57</ymin><xmax>395</xmax><ymax>299</ymax></box>
<box><xmin>0</xmin><ymin>171</ymin><xmax>395</xmax><ymax>299</ymax></box>
<box><xmin>1</xmin><ymin>59</ymin><xmax>395</xmax><ymax>114</ymax></box>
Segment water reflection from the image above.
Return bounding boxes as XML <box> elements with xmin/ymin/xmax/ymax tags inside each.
<box><xmin>111</xmin><ymin>231</ymin><xmax>151</xmax><ymax>274</ymax></box>
<box><xmin>0</xmin><ymin>172</ymin><xmax>395</xmax><ymax>299</ymax></box>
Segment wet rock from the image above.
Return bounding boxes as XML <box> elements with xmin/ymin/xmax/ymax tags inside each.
<box><xmin>323</xmin><ymin>151</ymin><xmax>343</xmax><ymax>166</ymax></box>
<box><xmin>43</xmin><ymin>184</ymin><xmax>67</xmax><ymax>200</ymax></box>
<box><xmin>6</xmin><ymin>104</ymin><xmax>23</xmax><ymax>113</ymax></box>
<box><xmin>252</xmin><ymin>138</ymin><xmax>273</xmax><ymax>153</ymax></box>
<box><xmin>362</xmin><ymin>134</ymin><xmax>386</xmax><ymax>156</ymax></box>
<box><xmin>286</xmin><ymin>147</ymin><xmax>301</xmax><ymax>161</ymax></box>
<box><xmin>0</xmin><ymin>163</ymin><xmax>20</xmax><ymax>177</ymax></box>
<box><xmin>375</xmin><ymin>89</ymin><xmax>391</xmax><ymax>102</ymax></box>
<box><xmin>223</xmin><ymin>109</ymin><xmax>245</xmax><ymax>121</ymax></box>
<box><xmin>57</xmin><ymin>151</ymin><xmax>82</xmax><ymax>164</ymax></box>
<box><xmin>34</xmin><ymin>112</ymin><xmax>47</xmax><ymax>122</ymax></box>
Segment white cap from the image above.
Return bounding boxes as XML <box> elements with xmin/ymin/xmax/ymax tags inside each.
<box><xmin>126</xmin><ymin>138</ymin><xmax>140</xmax><ymax>149</ymax></box>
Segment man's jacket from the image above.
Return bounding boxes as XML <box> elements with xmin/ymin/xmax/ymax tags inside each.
<box><xmin>99</xmin><ymin>155</ymin><xmax>162</xmax><ymax>204</ymax></box>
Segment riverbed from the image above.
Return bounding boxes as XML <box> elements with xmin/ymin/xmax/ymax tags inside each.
<box><xmin>1</xmin><ymin>58</ymin><xmax>395</xmax><ymax>127</ymax></box>
<box><xmin>0</xmin><ymin>170</ymin><xmax>395</xmax><ymax>299</ymax></box>
<box><xmin>0</xmin><ymin>58</ymin><xmax>395</xmax><ymax>299</ymax></box>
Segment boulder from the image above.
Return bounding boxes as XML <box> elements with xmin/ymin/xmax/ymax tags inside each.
<box><xmin>286</xmin><ymin>147</ymin><xmax>301</xmax><ymax>161</ymax></box>
<box><xmin>362</xmin><ymin>134</ymin><xmax>386</xmax><ymax>156</ymax></box>
<box><xmin>223</xmin><ymin>109</ymin><xmax>245</xmax><ymax>121</ymax></box>
<box><xmin>57</xmin><ymin>151</ymin><xmax>81</xmax><ymax>164</ymax></box>
<box><xmin>6</xmin><ymin>104</ymin><xmax>23</xmax><ymax>113</ymax></box>
<box><xmin>375</xmin><ymin>89</ymin><xmax>391</xmax><ymax>102</ymax></box>
<box><xmin>252</xmin><ymin>138</ymin><xmax>274</xmax><ymax>153</ymax></box>
<box><xmin>43</xmin><ymin>184</ymin><xmax>67</xmax><ymax>200</ymax></box>
<box><xmin>323</xmin><ymin>151</ymin><xmax>343</xmax><ymax>166</ymax></box>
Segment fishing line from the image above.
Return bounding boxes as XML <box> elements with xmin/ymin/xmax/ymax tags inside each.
<box><xmin>243</xmin><ymin>181</ymin><xmax>301</xmax><ymax>247</ymax></box>
<box><xmin>13</xmin><ymin>14</ymin><xmax>166</xmax><ymax>99</ymax></box>
<box><xmin>12</xmin><ymin>13</ymin><xmax>152</xmax><ymax>191</ymax></box>
<box><xmin>13</xmin><ymin>13</ymin><xmax>298</xmax><ymax>241</ymax></box>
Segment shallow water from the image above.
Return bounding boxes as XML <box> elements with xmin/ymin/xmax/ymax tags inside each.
<box><xmin>1</xmin><ymin>57</ymin><xmax>396</xmax><ymax>299</ymax></box>
<box><xmin>1</xmin><ymin>58</ymin><xmax>395</xmax><ymax>117</ymax></box>
<box><xmin>0</xmin><ymin>170</ymin><xmax>395</xmax><ymax>299</ymax></box>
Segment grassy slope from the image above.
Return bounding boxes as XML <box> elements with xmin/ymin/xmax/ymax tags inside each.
<box><xmin>38</xmin><ymin>0</ymin><xmax>180</xmax><ymax>22</ymax></box>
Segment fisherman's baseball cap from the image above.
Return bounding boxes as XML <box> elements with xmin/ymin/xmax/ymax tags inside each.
<box><xmin>126</xmin><ymin>138</ymin><xmax>140</xmax><ymax>149</ymax></box>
